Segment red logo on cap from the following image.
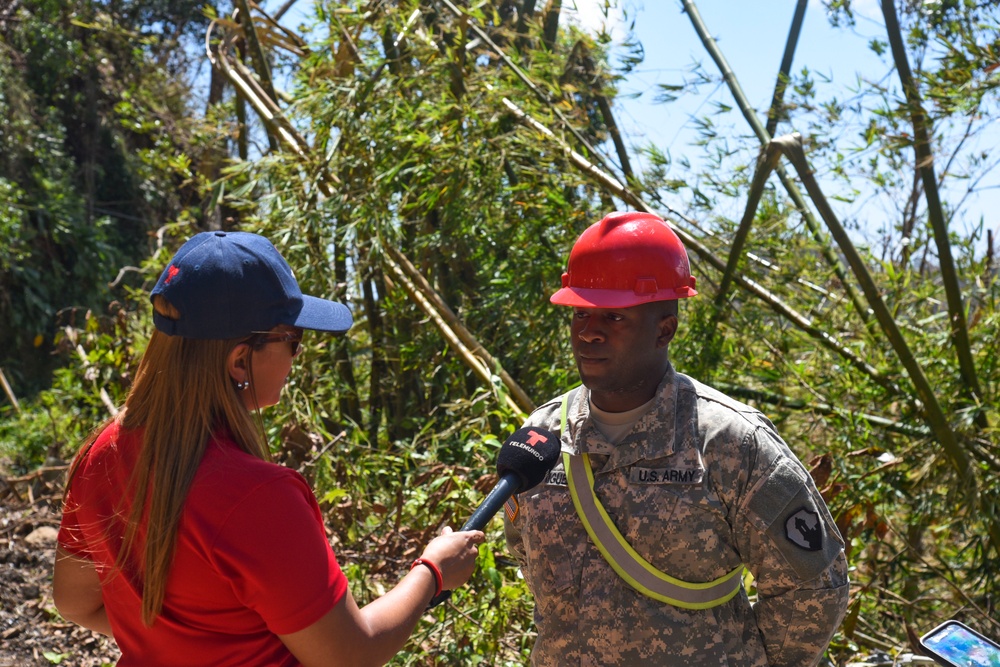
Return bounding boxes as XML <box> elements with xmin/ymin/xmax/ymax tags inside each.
<box><xmin>525</xmin><ymin>430</ymin><xmax>549</xmax><ymax>447</ymax></box>
<box><xmin>164</xmin><ymin>265</ymin><xmax>180</xmax><ymax>285</ymax></box>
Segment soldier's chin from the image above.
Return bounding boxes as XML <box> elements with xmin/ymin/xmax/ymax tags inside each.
<box><xmin>576</xmin><ymin>370</ymin><xmax>611</xmax><ymax>393</ymax></box>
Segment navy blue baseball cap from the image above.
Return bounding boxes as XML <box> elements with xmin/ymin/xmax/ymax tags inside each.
<box><xmin>150</xmin><ymin>231</ymin><xmax>353</xmax><ymax>339</ymax></box>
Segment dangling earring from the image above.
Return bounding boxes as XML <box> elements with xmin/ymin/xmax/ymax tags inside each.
<box><xmin>235</xmin><ymin>379</ymin><xmax>250</xmax><ymax>391</ymax></box>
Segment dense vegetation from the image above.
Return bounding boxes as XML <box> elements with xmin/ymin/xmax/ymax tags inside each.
<box><xmin>1</xmin><ymin>0</ymin><xmax>998</xmax><ymax>663</ymax></box>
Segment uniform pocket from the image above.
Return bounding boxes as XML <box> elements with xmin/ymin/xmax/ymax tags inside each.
<box><xmin>619</xmin><ymin>473</ymin><xmax>737</xmax><ymax>581</ymax></box>
<box><xmin>521</xmin><ymin>484</ymin><xmax>580</xmax><ymax>614</ymax></box>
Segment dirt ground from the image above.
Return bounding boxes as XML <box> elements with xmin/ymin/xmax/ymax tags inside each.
<box><xmin>0</xmin><ymin>470</ymin><xmax>120</xmax><ymax>667</ymax></box>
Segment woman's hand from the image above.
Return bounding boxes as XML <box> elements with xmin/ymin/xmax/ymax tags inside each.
<box><xmin>418</xmin><ymin>526</ymin><xmax>485</xmax><ymax>591</ymax></box>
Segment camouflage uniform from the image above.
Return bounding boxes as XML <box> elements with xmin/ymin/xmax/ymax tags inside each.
<box><xmin>504</xmin><ymin>365</ymin><xmax>849</xmax><ymax>666</ymax></box>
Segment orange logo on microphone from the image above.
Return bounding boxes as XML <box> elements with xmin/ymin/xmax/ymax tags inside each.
<box><xmin>526</xmin><ymin>430</ymin><xmax>549</xmax><ymax>447</ymax></box>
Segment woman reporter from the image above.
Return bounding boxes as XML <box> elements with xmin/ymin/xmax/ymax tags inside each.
<box><xmin>53</xmin><ymin>231</ymin><xmax>484</xmax><ymax>666</ymax></box>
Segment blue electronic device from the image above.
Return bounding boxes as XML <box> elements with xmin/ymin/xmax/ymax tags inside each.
<box><xmin>920</xmin><ymin>620</ymin><xmax>1000</xmax><ymax>667</ymax></box>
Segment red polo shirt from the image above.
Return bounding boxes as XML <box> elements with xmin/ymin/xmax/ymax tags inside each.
<box><xmin>59</xmin><ymin>421</ymin><xmax>348</xmax><ymax>666</ymax></box>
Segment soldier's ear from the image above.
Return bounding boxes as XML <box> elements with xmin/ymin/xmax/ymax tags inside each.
<box><xmin>657</xmin><ymin>313</ymin><xmax>678</xmax><ymax>348</ymax></box>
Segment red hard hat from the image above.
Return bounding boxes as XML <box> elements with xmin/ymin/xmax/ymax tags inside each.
<box><xmin>550</xmin><ymin>211</ymin><xmax>697</xmax><ymax>308</ymax></box>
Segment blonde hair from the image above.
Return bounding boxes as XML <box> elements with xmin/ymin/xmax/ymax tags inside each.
<box><xmin>68</xmin><ymin>296</ymin><xmax>270</xmax><ymax>626</ymax></box>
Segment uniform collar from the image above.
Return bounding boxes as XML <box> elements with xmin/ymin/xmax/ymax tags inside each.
<box><xmin>565</xmin><ymin>364</ymin><xmax>680</xmax><ymax>467</ymax></box>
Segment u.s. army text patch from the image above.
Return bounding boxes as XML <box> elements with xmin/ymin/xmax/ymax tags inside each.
<box><xmin>629</xmin><ymin>467</ymin><xmax>705</xmax><ymax>485</ymax></box>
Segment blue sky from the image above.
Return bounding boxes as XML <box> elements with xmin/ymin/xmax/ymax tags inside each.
<box><xmin>566</xmin><ymin>0</ymin><xmax>888</xmax><ymax>143</ymax></box>
<box><xmin>564</xmin><ymin>0</ymin><xmax>999</xmax><ymax>256</ymax></box>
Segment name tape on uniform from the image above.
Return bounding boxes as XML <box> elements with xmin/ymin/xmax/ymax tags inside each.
<box><xmin>629</xmin><ymin>467</ymin><xmax>705</xmax><ymax>485</ymax></box>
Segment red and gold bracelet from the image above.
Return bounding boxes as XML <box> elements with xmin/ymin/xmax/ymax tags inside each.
<box><xmin>411</xmin><ymin>557</ymin><xmax>443</xmax><ymax>597</ymax></box>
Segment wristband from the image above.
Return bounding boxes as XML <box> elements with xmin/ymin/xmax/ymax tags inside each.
<box><xmin>411</xmin><ymin>557</ymin><xmax>444</xmax><ymax>598</ymax></box>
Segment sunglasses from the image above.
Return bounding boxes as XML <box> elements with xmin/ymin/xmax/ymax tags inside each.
<box><xmin>250</xmin><ymin>331</ymin><xmax>304</xmax><ymax>358</ymax></box>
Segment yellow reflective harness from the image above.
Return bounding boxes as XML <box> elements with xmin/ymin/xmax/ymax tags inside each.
<box><xmin>560</xmin><ymin>392</ymin><xmax>744</xmax><ymax>610</ymax></box>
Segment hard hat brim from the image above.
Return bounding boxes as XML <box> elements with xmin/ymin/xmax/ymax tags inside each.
<box><xmin>550</xmin><ymin>286</ymin><xmax>697</xmax><ymax>308</ymax></box>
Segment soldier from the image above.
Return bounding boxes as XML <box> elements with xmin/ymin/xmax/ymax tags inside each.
<box><xmin>504</xmin><ymin>212</ymin><xmax>849</xmax><ymax>666</ymax></box>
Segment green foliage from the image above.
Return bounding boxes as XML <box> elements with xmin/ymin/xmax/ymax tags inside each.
<box><xmin>0</xmin><ymin>0</ymin><xmax>208</xmax><ymax>396</ymax></box>
<box><xmin>0</xmin><ymin>286</ymin><xmax>147</xmax><ymax>471</ymax></box>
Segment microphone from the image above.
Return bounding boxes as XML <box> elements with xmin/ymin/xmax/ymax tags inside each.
<box><xmin>427</xmin><ymin>426</ymin><xmax>560</xmax><ymax>607</ymax></box>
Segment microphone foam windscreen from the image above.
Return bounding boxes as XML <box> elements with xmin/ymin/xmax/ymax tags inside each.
<box><xmin>496</xmin><ymin>426</ymin><xmax>561</xmax><ymax>491</ymax></box>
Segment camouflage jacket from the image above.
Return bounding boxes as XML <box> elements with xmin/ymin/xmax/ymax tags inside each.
<box><xmin>504</xmin><ymin>366</ymin><xmax>849</xmax><ymax>666</ymax></box>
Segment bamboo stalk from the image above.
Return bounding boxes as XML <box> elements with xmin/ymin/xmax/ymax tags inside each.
<box><xmin>0</xmin><ymin>367</ymin><xmax>20</xmax><ymax>414</ymax></box>
<box><xmin>681</xmin><ymin>0</ymin><xmax>872</xmax><ymax>325</ymax></box>
<box><xmin>682</xmin><ymin>0</ymin><xmax>992</xmax><ymax>546</ymax></box>
<box><xmin>880</xmin><ymin>0</ymin><xmax>985</xmax><ymax>427</ymax></box>
<box><xmin>772</xmin><ymin>133</ymin><xmax>974</xmax><ymax>490</ymax></box>
<box><xmin>207</xmin><ymin>20</ymin><xmax>338</xmax><ymax>182</ymax></box>
<box><xmin>709</xmin><ymin>143</ymin><xmax>785</xmax><ymax>325</ymax></box>
<box><xmin>715</xmin><ymin>382</ymin><xmax>929</xmax><ymax>438</ymax></box>
<box><xmin>571</xmin><ymin>41</ymin><xmax>633</xmax><ymax>182</ymax></box>
<box><xmin>234</xmin><ymin>0</ymin><xmax>278</xmax><ymax>151</ymax></box>
<box><xmin>765</xmin><ymin>0</ymin><xmax>808</xmax><ymax>138</ymax></box>
<box><xmin>383</xmin><ymin>245</ymin><xmax>535</xmax><ymax>415</ymax></box>
<box><xmin>698</xmin><ymin>142</ymin><xmax>785</xmax><ymax>374</ymax></box>
<box><xmin>381</xmin><ymin>249</ymin><xmax>527</xmax><ymax>419</ymax></box>
<box><xmin>63</xmin><ymin>327</ymin><xmax>118</xmax><ymax>418</ymax></box>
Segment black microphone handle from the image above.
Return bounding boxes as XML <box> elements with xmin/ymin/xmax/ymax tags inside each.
<box><xmin>427</xmin><ymin>473</ymin><xmax>521</xmax><ymax>608</ymax></box>
<box><xmin>459</xmin><ymin>473</ymin><xmax>520</xmax><ymax>531</ymax></box>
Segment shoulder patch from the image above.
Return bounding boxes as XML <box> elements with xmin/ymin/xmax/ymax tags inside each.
<box><xmin>785</xmin><ymin>506</ymin><xmax>823</xmax><ymax>551</ymax></box>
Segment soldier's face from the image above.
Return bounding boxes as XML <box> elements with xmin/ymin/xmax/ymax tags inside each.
<box><xmin>569</xmin><ymin>302</ymin><xmax>677</xmax><ymax>412</ymax></box>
